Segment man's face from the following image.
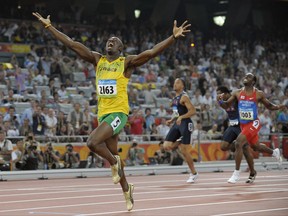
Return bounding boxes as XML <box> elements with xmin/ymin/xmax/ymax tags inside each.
<box><xmin>243</xmin><ymin>73</ymin><xmax>255</xmax><ymax>86</ymax></box>
<box><xmin>106</xmin><ymin>37</ymin><xmax>123</xmax><ymax>55</ymax></box>
<box><xmin>173</xmin><ymin>78</ymin><xmax>183</xmax><ymax>91</ymax></box>
<box><xmin>217</xmin><ymin>90</ymin><xmax>229</xmax><ymax>101</ymax></box>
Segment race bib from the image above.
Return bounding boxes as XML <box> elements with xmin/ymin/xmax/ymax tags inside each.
<box><xmin>98</xmin><ymin>80</ymin><xmax>117</xmax><ymax>97</ymax></box>
<box><xmin>229</xmin><ymin>119</ymin><xmax>239</xmax><ymax>126</ymax></box>
<box><xmin>239</xmin><ymin>110</ymin><xmax>253</xmax><ymax>120</ymax></box>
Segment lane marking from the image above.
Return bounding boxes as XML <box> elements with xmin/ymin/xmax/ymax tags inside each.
<box><xmin>0</xmin><ymin>178</ymin><xmax>287</xmax><ymax>198</ymax></box>
<box><xmin>0</xmin><ymin>189</ymin><xmax>286</xmax><ymax>213</ymax></box>
<box><xmin>0</xmin><ymin>183</ymin><xmax>288</xmax><ymax>205</ymax></box>
<box><xmin>212</xmin><ymin>207</ymin><xmax>288</xmax><ymax>216</ymax></box>
<box><xmin>1</xmin><ymin>174</ymin><xmax>288</xmax><ymax>192</ymax></box>
<box><xmin>75</xmin><ymin>196</ymin><xmax>288</xmax><ymax>216</ymax></box>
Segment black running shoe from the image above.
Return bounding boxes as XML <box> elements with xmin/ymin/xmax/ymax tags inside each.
<box><xmin>246</xmin><ymin>171</ymin><xmax>257</xmax><ymax>184</ymax></box>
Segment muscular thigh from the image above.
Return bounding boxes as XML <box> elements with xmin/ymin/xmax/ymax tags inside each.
<box><xmin>240</xmin><ymin>120</ymin><xmax>261</xmax><ymax>145</ymax></box>
<box><xmin>223</xmin><ymin>126</ymin><xmax>241</xmax><ymax>144</ymax></box>
<box><xmin>165</xmin><ymin>124</ymin><xmax>181</xmax><ymax>142</ymax></box>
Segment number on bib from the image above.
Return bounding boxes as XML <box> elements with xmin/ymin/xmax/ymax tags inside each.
<box><xmin>239</xmin><ymin>110</ymin><xmax>253</xmax><ymax>120</ymax></box>
<box><xmin>98</xmin><ymin>80</ymin><xmax>117</xmax><ymax>97</ymax></box>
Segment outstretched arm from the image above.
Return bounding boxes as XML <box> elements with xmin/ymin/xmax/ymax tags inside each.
<box><xmin>217</xmin><ymin>91</ymin><xmax>238</xmax><ymax>109</ymax></box>
<box><xmin>125</xmin><ymin>20</ymin><xmax>190</xmax><ymax>70</ymax></box>
<box><xmin>32</xmin><ymin>12</ymin><xmax>100</xmax><ymax>65</ymax></box>
<box><xmin>258</xmin><ymin>90</ymin><xmax>287</xmax><ymax>111</ymax></box>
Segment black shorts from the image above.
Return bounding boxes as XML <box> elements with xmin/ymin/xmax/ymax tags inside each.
<box><xmin>165</xmin><ymin>119</ymin><xmax>193</xmax><ymax>145</ymax></box>
<box><xmin>222</xmin><ymin>125</ymin><xmax>241</xmax><ymax>144</ymax></box>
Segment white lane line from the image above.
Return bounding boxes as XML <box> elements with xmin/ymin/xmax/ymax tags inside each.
<box><xmin>75</xmin><ymin>196</ymin><xmax>288</xmax><ymax>216</ymax></box>
<box><xmin>0</xmin><ymin>189</ymin><xmax>287</xmax><ymax>213</ymax></box>
<box><xmin>1</xmin><ymin>174</ymin><xmax>287</xmax><ymax>192</ymax></box>
<box><xmin>0</xmin><ymin>178</ymin><xmax>287</xmax><ymax>198</ymax></box>
<box><xmin>30</xmin><ymin>212</ymin><xmax>74</xmax><ymax>215</ymax></box>
<box><xmin>0</xmin><ymin>183</ymin><xmax>288</xmax><ymax>205</ymax></box>
<box><xmin>212</xmin><ymin>207</ymin><xmax>288</xmax><ymax>216</ymax></box>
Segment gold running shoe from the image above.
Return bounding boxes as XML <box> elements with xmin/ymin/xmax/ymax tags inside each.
<box><xmin>123</xmin><ymin>183</ymin><xmax>134</xmax><ymax>211</ymax></box>
<box><xmin>111</xmin><ymin>155</ymin><xmax>123</xmax><ymax>184</ymax></box>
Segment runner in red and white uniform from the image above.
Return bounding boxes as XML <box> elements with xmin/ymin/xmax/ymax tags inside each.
<box><xmin>217</xmin><ymin>73</ymin><xmax>286</xmax><ymax>183</ymax></box>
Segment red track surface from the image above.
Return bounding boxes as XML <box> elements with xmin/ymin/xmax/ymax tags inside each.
<box><xmin>0</xmin><ymin>170</ymin><xmax>287</xmax><ymax>216</ymax></box>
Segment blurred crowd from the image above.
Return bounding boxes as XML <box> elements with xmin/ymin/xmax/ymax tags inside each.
<box><xmin>0</xmin><ymin>17</ymin><xmax>287</xmax><ymax>166</ymax></box>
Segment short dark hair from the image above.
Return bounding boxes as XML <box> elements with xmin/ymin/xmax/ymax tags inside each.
<box><xmin>216</xmin><ymin>86</ymin><xmax>231</xmax><ymax>94</ymax></box>
<box><xmin>180</xmin><ymin>78</ymin><xmax>186</xmax><ymax>90</ymax></box>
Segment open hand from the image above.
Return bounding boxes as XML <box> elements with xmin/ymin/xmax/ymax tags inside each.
<box><xmin>173</xmin><ymin>20</ymin><xmax>191</xmax><ymax>39</ymax></box>
<box><xmin>32</xmin><ymin>12</ymin><xmax>51</xmax><ymax>27</ymax></box>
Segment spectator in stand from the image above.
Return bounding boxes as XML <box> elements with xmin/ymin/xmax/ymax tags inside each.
<box><xmin>155</xmin><ymin>104</ymin><xmax>167</xmax><ymax>117</ymax></box>
<box><xmin>34</xmin><ymin>69</ymin><xmax>49</xmax><ymax>86</ymax></box>
<box><xmin>157</xmin><ymin>86</ymin><xmax>172</xmax><ymax>98</ymax></box>
<box><xmin>200</xmin><ymin>104</ymin><xmax>213</xmax><ymax>131</ymax></box>
<box><xmin>48</xmin><ymin>78</ymin><xmax>57</xmax><ymax>96</ymax></box>
<box><xmin>207</xmin><ymin>123</ymin><xmax>222</xmax><ymax>140</ymax></box>
<box><xmin>154</xmin><ymin>141</ymin><xmax>171</xmax><ymax>164</ymax></box>
<box><xmin>277</xmin><ymin>108</ymin><xmax>288</xmax><ymax>133</ymax></box>
<box><xmin>144</xmin><ymin>108</ymin><xmax>155</xmax><ymax>135</ymax></box>
<box><xmin>45</xmin><ymin>108</ymin><xmax>57</xmax><ymax>137</ymax></box>
<box><xmin>129</xmin><ymin>108</ymin><xmax>144</xmax><ymax>136</ymax></box>
<box><xmin>128</xmin><ymin>86</ymin><xmax>138</xmax><ymax>108</ymax></box>
<box><xmin>57</xmin><ymin>84</ymin><xmax>67</xmax><ymax>99</ymax></box>
<box><xmin>125</xmin><ymin>141</ymin><xmax>145</xmax><ymax>166</ymax></box>
<box><xmin>191</xmin><ymin>89</ymin><xmax>203</xmax><ymax>110</ymax></box>
<box><xmin>3</xmin><ymin>106</ymin><xmax>20</xmax><ymax>129</ymax></box>
<box><xmin>32</xmin><ymin>104</ymin><xmax>46</xmax><ymax>135</ymax></box>
<box><xmin>145</xmin><ymin>68</ymin><xmax>157</xmax><ymax>83</ymax></box>
<box><xmin>11</xmin><ymin>140</ymin><xmax>25</xmax><ymax>170</ymax></box>
<box><xmin>141</xmin><ymin>84</ymin><xmax>155</xmax><ymax>105</ymax></box>
<box><xmin>156</xmin><ymin>118</ymin><xmax>170</xmax><ymax>138</ymax></box>
<box><xmin>150</xmin><ymin>123</ymin><xmax>161</xmax><ymax>141</ymax></box>
<box><xmin>67</xmin><ymin>102</ymin><xmax>84</xmax><ymax>135</ymax></box>
<box><xmin>19</xmin><ymin>118</ymin><xmax>32</xmax><ymax>136</ymax></box>
<box><xmin>60</xmin><ymin>144</ymin><xmax>80</xmax><ymax>168</ymax></box>
<box><xmin>2</xmin><ymin>89</ymin><xmax>15</xmax><ymax>104</ymax></box>
<box><xmin>259</xmin><ymin>109</ymin><xmax>272</xmax><ymax>140</ymax></box>
<box><xmin>89</xmin><ymin>92</ymin><xmax>97</xmax><ymax>106</ymax></box>
<box><xmin>15</xmin><ymin>66</ymin><xmax>27</xmax><ymax>93</ymax></box>
<box><xmin>21</xmin><ymin>100</ymin><xmax>38</xmax><ymax>126</ymax></box>
<box><xmin>79</xmin><ymin>109</ymin><xmax>92</xmax><ymax>136</ymax></box>
<box><xmin>192</xmin><ymin>121</ymin><xmax>207</xmax><ymax>140</ymax></box>
<box><xmin>202</xmin><ymin>92</ymin><xmax>213</xmax><ymax>107</ymax></box>
<box><xmin>0</xmin><ymin>130</ymin><xmax>13</xmax><ymax>171</ymax></box>
<box><xmin>56</xmin><ymin>111</ymin><xmax>67</xmax><ymax>135</ymax></box>
<box><xmin>42</xmin><ymin>143</ymin><xmax>61</xmax><ymax>169</ymax></box>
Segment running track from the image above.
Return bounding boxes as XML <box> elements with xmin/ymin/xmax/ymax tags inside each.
<box><xmin>0</xmin><ymin>170</ymin><xmax>287</xmax><ymax>216</ymax></box>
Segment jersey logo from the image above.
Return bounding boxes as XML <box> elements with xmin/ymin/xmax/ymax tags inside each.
<box><xmin>240</xmin><ymin>96</ymin><xmax>245</xmax><ymax>99</ymax></box>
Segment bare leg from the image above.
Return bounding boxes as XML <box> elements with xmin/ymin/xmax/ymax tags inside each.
<box><xmin>178</xmin><ymin>144</ymin><xmax>197</xmax><ymax>174</ymax></box>
<box><xmin>252</xmin><ymin>143</ymin><xmax>273</xmax><ymax>155</ymax></box>
<box><xmin>234</xmin><ymin>134</ymin><xmax>247</xmax><ymax>170</ymax></box>
<box><xmin>106</xmin><ymin>134</ymin><xmax>129</xmax><ymax>192</ymax></box>
<box><xmin>87</xmin><ymin>122</ymin><xmax>117</xmax><ymax>165</ymax></box>
<box><xmin>243</xmin><ymin>145</ymin><xmax>255</xmax><ymax>174</ymax></box>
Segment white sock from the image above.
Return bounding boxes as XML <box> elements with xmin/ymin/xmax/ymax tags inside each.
<box><xmin>234</xmin><ymin>170</ymin><xmax>240</xmax><ymax>174</ymax></box>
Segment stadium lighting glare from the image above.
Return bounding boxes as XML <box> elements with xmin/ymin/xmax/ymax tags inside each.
<box><xmin>213</xmin><ymin>16</ymin><xmax>226</xmax><ymax>26</ymax></box>
<box><xmin>134</xmin><ymin>9</ymin><xmax>141</xmax><ymax>19</ymax></box>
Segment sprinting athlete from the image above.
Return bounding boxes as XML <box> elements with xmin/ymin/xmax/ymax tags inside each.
<box><xmin>33</xmin><ymin>12</ymin><xmax>191</xmax><ymax>210</ymax></box>
<box><xmin>216</xmin><ymin>86</ymin><xmax>256</xmax><ymax>183</ymax></box>
<box><xmin>164</xmin><ymin>78</ymin><xmax>198</xmax><ymax>183</ymax></box>
<box><xmin>217</xmin><ymin>73</ymin><xmax>285</xmax><ymax>183</ymax></box>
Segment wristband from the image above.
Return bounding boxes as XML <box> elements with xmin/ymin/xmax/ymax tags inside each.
<box><xmin>218</xmin><ymin>100</ymin><xmax>224</xmax><ymax>105</ymax></box>
<box><xmin>45</xmin><ymin>23</ymin><xmax>52</xmax><ymax>29</ymax></box>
